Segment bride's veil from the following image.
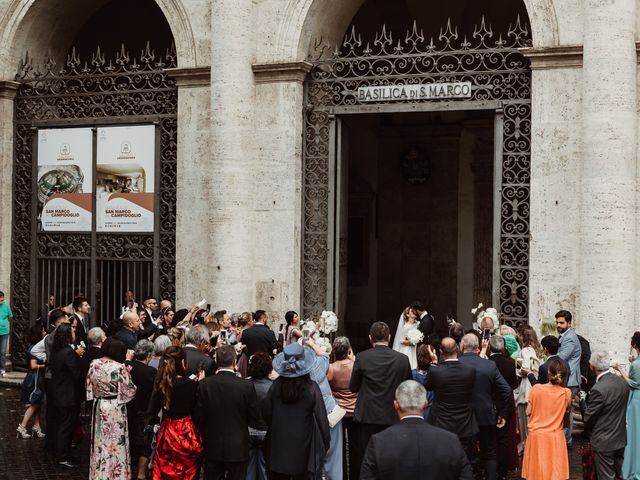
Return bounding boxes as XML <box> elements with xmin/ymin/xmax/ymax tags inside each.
<box><xmin>392</xmin><ymin>311</ymin><xmax>405</xmax><ymax>351</ymax></box>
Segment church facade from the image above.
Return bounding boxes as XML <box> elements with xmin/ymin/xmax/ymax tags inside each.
<box><xmin>0</xmin><ymin>0</ymin><xmax>637</xmax><ymax>359</ymax></box>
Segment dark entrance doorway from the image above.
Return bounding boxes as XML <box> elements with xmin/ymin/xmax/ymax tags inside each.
<box><xmin>302</xmin><ymin>11</ymin><xmax>532</xmax><ymax>335</ymax></box>
<box><xmin>342</xmin><ymin>111</ymin><xmax>495</xmax><ymax>349</ymax></box>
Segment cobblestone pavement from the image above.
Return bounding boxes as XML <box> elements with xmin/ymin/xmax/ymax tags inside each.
<box><xmin>1</xmin><ymin>386</ymin><xmax>587</xmax><ymax>480</ymax></box>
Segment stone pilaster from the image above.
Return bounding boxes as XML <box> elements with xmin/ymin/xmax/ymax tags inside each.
<box><xmin>250</xmin><ymin>62</ymin><xmax>310</xmax><ymax>322</ymax></box>
<box><xmin>580</xmin><ymin>0</ymin><xmax>637</xmax><ymax>355</ymax></box>
<box><xmin>208</xmin><ymin>0</ymin><xmax>257</xmax><ymax>312</ymax></box>
<box><xmin>167</xmin><ymin>67</ymin><xmax>213</xmax><ymax>308</ymax></box>
<box><xmin>0</xmin><ymin>80</ymin><xmax>19</xmax><ymax>297</ymax></box>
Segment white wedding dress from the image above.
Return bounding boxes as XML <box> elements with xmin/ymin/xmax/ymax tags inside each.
<box><xmin>393</xmin><ymin>318</ymin><xmax>419</xmax><ymax>370</ymax></box>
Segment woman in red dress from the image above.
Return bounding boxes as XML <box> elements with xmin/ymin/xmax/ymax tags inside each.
<box><xmin>147</xmin><ymin>346</ymin><xmax>203</xmax><ymax>479</ymax></box>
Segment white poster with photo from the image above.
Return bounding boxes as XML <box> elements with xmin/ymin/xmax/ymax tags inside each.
<box><xmin>37</xmin><ymin>128</ymin><xmax>93</xmax><ymax>232</ymax></box>
<box><xmin>96</xmin><ymin>125</ymin><xmax>155</xmax><ymax>232</ymax></box>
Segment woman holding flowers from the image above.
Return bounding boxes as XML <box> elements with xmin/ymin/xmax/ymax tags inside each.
<box><xmin>392</xmin><ymin>306</ymin><xmax>422</xmax><ymax>369</ymax></box>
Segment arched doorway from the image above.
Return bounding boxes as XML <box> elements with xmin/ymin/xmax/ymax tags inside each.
<box><xmin>302</xmin><ymin>0</ymin><xmax>532</xmax><ymax>348</ymax></box>
<box><xmin>10</xmin><ymin>0</ymin><xmax>178</xmax><ymax>360</ymax></box>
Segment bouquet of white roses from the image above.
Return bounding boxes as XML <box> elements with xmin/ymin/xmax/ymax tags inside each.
<box><xmin>315</xmin><ymin>336</ymin><xmax>332</xmax><ymax>354</ymax></box>
<box><xmin>406</xmin><ymin>328</ymin><xmax>424</xmax><ymax>346</ymax></box>
<box><xmin>320</xmin><ymin>310</ymin><xmax>338</xmax><ymax>334</ymax></box>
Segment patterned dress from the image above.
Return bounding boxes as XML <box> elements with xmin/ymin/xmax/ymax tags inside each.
<box><xmin>86</xmin><ymin>358</ymin><xmax>137</xmax><ymax>480</ymax></box>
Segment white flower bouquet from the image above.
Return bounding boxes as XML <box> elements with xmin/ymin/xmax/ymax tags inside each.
<box><xmin>315</xmin><ymin>336</ymin><xmax>332</xmax><ymax>354</ymax></box>
<box><xmin>320</xmin><ymin>310</ymin><xmax>339</xmax><ymax>334</ymax></box>
<box><xmin>406</xmin><ymin>328</ymin><xmax>424</xmax><ymax>346</ymax></box>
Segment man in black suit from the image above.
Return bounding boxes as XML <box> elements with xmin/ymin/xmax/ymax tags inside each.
<box><xmin>458</xmin><ymin>334</ymin><xmax>512</xmax><ymax>480</ymax></box>
<box><xmin>72</xmin><ymin>296</ymin><xmax>90</xmax><ymax>346</ymax></box>
<box><xmin>194</xmin><ymin>345</ymin><xmax>259</xmax><ymax>480</ymax></box>
<box><xmin>425</xmin><ymin>337</ymin><xmax>477</xmax><ymax>459</ymax></box>
<box><xmin>142</xmin><ymin>296</ymin><xmax>158</xmax><ymax>325</ymax></box>
<box><xmin>361</xmin><ymin>379</ymin><xmax>472</xmax><ymax>480</ymax></box>
<box><xmin>50</xmin><ymin>323</ymin><xmax>85</xmax><ymax>467</ymax></box>
<box><xmin>350</xmin><ymin>321</ymin><xmax>412</xmax><ymax>476</ymax></box>
<box><xmin>241</xmin><ymin>310</ymin><xmax>277</xmax><ymax>356</ymax></box>
<box><xmin>127</xmin><ymin>339</ymin><xmax>157</xmax><ymax>479</ymax></box>
<box><xmin>184</xmin><ymin>324</ymin><xmax>215</xmax><ymax>377</ymax></box>
<box><xmin>487</xmin><ymin>336</ymin><xmax>517</xmax><ymax>480</ymax></box>
<box><xmin>523</xmin><ymin>335</ymin><xmax>569</xmax><ymax>386</ymax></box>
<box><xmin>584</xmin><ymin>351</ymin><xmax>630</xmax><ymax>480</ymax></box>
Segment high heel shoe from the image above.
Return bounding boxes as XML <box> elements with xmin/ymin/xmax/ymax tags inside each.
<box><xmin>16</xmin><ymin>425</ymin><xmax>31</xmax><ymax>439</ymax></box>
<box><xmin>32</xmin><ymin>425</ymin><xmax>46</xmax><ymax>438</ymax></box>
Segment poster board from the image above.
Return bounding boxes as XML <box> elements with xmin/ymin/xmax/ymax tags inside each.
<box><xmin>37</xmin><ymin>128</ymin><xmax>93</xmax><ymax>231</ymax></box>
<box><xmin>96</xmin><ymin>125</ymin><xmax>155</xmax><ymax>232</ymax></box>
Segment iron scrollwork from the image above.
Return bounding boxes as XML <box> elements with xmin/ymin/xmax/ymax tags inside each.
<box><xmin>11</xmin><ymin>43</ymin><xmax>178</xmax><ymax>361</ymax></box>
<box><xmin>303</xmin><ymin>16</ymin><xmax>532</xmax><ymax>326</ymax></box>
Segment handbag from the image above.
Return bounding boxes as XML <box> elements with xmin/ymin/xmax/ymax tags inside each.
<box><xmin>28</xmin><ymin>369</ymin><xmax>45</xmax><ymax>404</ymax></box>
<box><xmin>581</xmin><ymin>443</ymin><xmax>597</xmax><ymax>480</ymax></box>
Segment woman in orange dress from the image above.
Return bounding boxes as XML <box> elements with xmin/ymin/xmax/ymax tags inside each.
<box><xmin>521</xmin><ymin>359</ymin><xmax>571</xmax><ymax>480</ymax></box>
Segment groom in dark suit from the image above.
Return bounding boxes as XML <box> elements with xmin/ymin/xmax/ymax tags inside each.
<box><xmin>584</xmin><ymin>351</ymin><xmax>630</xmax><ymax>480</ymax></box>
<box><xmin>350</xmin><ymin>322</ymin><xmax>412</xmax><ymax>478</ymax></box>
<box><xmin>361</xmin><ymin>379</ymin><xmax>472</xmax><ymax>480</ymax></box>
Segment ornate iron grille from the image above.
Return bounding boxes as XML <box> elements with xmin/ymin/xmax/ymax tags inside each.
<box><xmin>303</xmin><ymin>16</ymin><xmax>532</xmax><ymax>326</ymax></box>
<box><xmin>11</xmin><ymin>44</ymin><xmax>177</xmax><ymax>361</ymax></box>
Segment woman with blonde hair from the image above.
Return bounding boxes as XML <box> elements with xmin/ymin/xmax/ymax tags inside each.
<box><xmin>521</xmin><ymin>360</ymin><xmax>571</xmax><ymax>479</ymax></box>
<box><xmin>515</xmin><ymin>326</ymin><xmax>543</xmax><ymax>451</ymax></box>
<box><xmin>146</xmin><ymin>346</ymin><xmax>203</xmax><ymax>479</ymax></box>
<box><xmin>167</xmin><ymin>327</ymin><xmax>185</xmax><ymax>347</ymax></box>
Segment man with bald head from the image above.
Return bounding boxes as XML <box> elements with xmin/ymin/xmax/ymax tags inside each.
<box><xmin>425</xmin><ymin>337</ymin><xmax>477</xmax><ymax>460</ymax></box>
<box><xmin>115</xmin><ymin>311</ymin><xmax>143</xmax><ymax>350</ymax></box>
<box><xmin>459</xmin><ymin>333</ymin><xmax>512</xmax><ymax>480</ymax></box>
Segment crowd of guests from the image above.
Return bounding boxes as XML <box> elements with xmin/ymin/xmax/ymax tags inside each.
<box><xmin>11</xmin><ymin>293</ymin><xmax>640</xmax><ymax>480</ymax></box>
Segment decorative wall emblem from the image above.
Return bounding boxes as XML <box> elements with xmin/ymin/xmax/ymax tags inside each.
<box><xmin>401</xmin><ymin>146</ymin><xmax>430</xmax><ymax>184</ymax></box>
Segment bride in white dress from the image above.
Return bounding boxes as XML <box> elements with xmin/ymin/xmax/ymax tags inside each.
<box><xmin>392</xmin><ymin>306</ymin><xmax>419</xmax><ymax>369</ymax></box>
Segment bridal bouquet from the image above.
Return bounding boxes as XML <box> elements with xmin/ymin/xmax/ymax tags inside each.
<box><xmin>406</xmin><ymin>328</ymin><xmax>424</xmax><ymax>346</ymax></box>
<box><xmin>320</xmin><ymin>310</ymin><xmax>338</xmax><ymax>334</ymax></box>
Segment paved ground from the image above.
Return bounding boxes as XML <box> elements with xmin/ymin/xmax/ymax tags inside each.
<box><xmin>1</xmin><ymin>385</ymin><xmax>587</xmax><ymax>480</ymax></box>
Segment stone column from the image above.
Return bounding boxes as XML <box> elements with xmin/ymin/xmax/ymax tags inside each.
<box><xmin>0</xmin><ymin>81</ymin><xmax>19</xmax><ymax>297</ymax></box>
<box><xmin>168</xmin><ymin>68</ymin><xmax>212</xmax><ymax>309</ymax></box>
<box><xmin>208</xmin><ymin>0</ymin><xmax>257</xmax><ymax>312</ymax></box>
<box><xmin>580</xmin><ymin>0</ymin><xmax>636</xmax><ymax>355</ymax></box>
<box><xmin>251</xmin><ymin>62</ymin><xmax>311</xmax><ymax>324</ymax></box>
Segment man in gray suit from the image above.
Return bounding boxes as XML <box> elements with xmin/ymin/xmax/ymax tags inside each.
<box><xmin>555</xmin><ymin>310</ymin><xmax>582</xmax><ymax>446</ymax></box>
<box><xmin>584</xmin><ymin>351</ymin><xmax>630</xmax><ymax>480</ymax></box>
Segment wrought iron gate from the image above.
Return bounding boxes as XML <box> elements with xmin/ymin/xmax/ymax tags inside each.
<box><xmin>11</xmin><ymin>45</ymin><xmax>178</xmax><ymax>360</ymax></box>
<box><xmin>303</xmin><ymin>17</ymin><xmax>532</xmax><ymax>327</ymax></box>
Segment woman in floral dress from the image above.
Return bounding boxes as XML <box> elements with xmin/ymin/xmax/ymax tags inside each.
<box><xmin>86</xmin><ymin>337</ymin><xmax>137</xmax><ymax>480</ymax></box>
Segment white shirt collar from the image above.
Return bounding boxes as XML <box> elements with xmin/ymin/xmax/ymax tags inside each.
<box><xmin>596</xmin><ymin>370</ymin><xmax>610</xmax><ymax>382</ymax></box>
<box><xmin>401</xmin><ymin>415</ymin><xmax>424</xmax><ymax>421</ymax></box>
<box><xmin>217</xmin><ymin>368</ymin><xmax>235</xmax><ymax>375</ymax></box>
<box><xmin>444</xmin><ymin>358</ymin><xmax>459</xmax><ymax>362</ymax></box>
<box><xmin>420</xmin><ymin>312</ymin><xmax>427</xmax><ymax>319</ymax></box>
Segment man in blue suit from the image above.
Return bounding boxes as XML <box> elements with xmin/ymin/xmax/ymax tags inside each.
<box><xmin>555</xmin><ymin>310</ymin><xmax>582</xmax><ymax>447</ymax></box>
<box><xmin>458</xmin><ymin>334</ymin><xmax>512</xmax><ymax>480</ymax></box>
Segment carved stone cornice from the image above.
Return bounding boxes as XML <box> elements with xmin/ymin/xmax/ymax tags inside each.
<box><xmin>520</xmin><ymin>45</ymin><xmax>583</xmax><ymax>70</ymax></box>
<box><xmin>523</xmin><ymin>42</ymin><xmax>640</xmax><ymax>70</ymax></box>
<box><xmin>166</xmin><ymin>66</ymin><xmax>210</xmax><ymax>87</ymax></box>
<box><xmin>0</xmin><ymin>80</ymin><xmax>20</xmax><ymax>100</ymax></box>
<box><xmin>252</xmin><ymin>61</ymin><xmax>312</xmax><ymax>84</ymax></box>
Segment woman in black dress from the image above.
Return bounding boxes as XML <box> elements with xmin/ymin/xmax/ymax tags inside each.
<box><xmin>264</xmin><ymin>343</ymin><xmax>330</xmax><ymax>480</ymax></box>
